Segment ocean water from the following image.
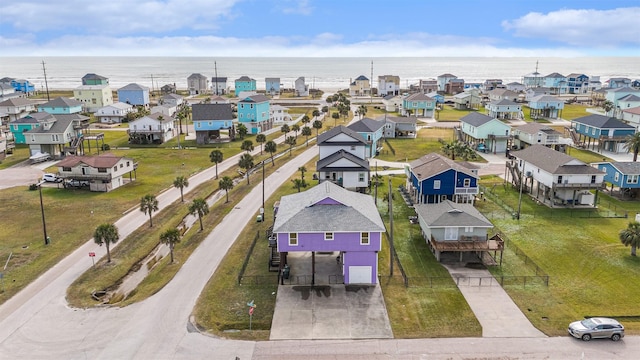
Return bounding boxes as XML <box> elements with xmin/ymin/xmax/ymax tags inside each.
<box><xmin>1</xmin><ymin>57</ymin><xmax>639</xmax><ymax>91</ymax></box>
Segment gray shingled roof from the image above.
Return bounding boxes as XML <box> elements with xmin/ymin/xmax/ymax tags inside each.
<box><xmin>409</xmin><ymin>153</ymin><xmax>477</xmax><ymax>181</ymax></box>
<box><xmin>317</xmin><ymin>125</ymin><xmax>366</xmax><ymax>144</ymax></box>
<box><xmin>490</xmin><ymin>99</ymin><xmax>519</xmax><ymax>106</ymax></box>
<box><xmin>355</xmin><ymin>75</ymin><xmax>368</xmax><ymax>81</ymax></box>
<box><xmin>236</xmin><ymin>76</ymin><xmax>254</xmax><ymax>82</ymax></box>
<box><xmin>273</xmin><ymin>181</ymin><xmax>384</xmax><ymax>233</ymax></box>
<box><xmin>10</xmin><ymin>116</ymin><xmax>40</xmax><ymax>124</ymax></box>
<box><xmin>240</xmin><ymin>94</ymin><xmax>269</xmax><ymax>103</ymax></box>
<box><xmin>119</xmin><ymin>83</ymin><xmax>149</xmax><ymax>91</ymax></box>
<box><xmin>41</xmin><ymin>97</ymin><xmax>83</xmax><ymax>108</ymax></box>
<box><xmin>82</xmin><ymin>73</ymin><xmax>107</xmax><ymax>80</ymax></box>
<box><xmin>511</xmin><ymin>145</ymin><xmax>603</xmax><ymax>175</ymax></box>
<box><xmin>347</xmin><ymin>118</ymin><xmax>384</xmax><ymax>133</ymax></box>
<box><xmin>607</xmin><ymin>87</ymin><xmax>639</xmax><ymax>93</ymax></box>
<box><xmin>0</xmin><ymin>97</ymin><xmax>37</xmax><ymax>107</ymax></box>
<box><xmin>437</xmin><ymin>73</ymin><xmax>456</xmax><ymax>78</ymax></box>
<box><xmin>544</xmin><ymin>72</ymin><xmax>565</xmax><ymax>78</ymax></box>
<box><xmin>188</xmin><ymin>73</ymin><xmax>207</xmax><ymax>79</ymax></box>
<box><xmin>618</xmin><ymin>94</ymin><xmax>640</xmax><ymax>102</ymax></box>
<box><xmin>529</xmin><ymin>95</ymin><xmax>563</xmax><ymax>103</ymax></box>
<box><xmin>404</xmin><ymin>93</ymin><xmax>434</xmax><ymax>102</ymax></box>
<box><xmin>459</xmin><ymin>112</ymin><xmax>494</xmax><ymax>126</ymax></box>
<box><xmin>26</xmin><ymin>118</ymin><xmax>74</xmax><ymax>134</ymax></box>
<box><xmin>162</xmin><ymin>93</ymin><xmax>183</xmax><ymax>100</ymax></box>
<box><xmin>316</xmin><ymin>149</ymin><xmax>369</xmax><ymax>171</ymax></box>
<box><xmin>211</xmin><ymin>77</ymin><xmax>227</xmax><ymax>82</ymax></box>
<box><xmin>514</xmin><ymin>122</ymin><xmax>560</xmax><ymax>136</ymax></box>
<box><xmin>192</xmin><ymin>103</ymin><xmax>233</xmax><ymax>121</ymax></box>
<box><xmin>414</xmin><ymin>200</ymin><xmax>492</xmax><ymax>228</ymax></box>
<box><xmin>607</xmin><ymin>161</ymin><xmax>640</xmax><ymax>175</ymax></box>
<box><xmin>382</xmin><ymin>116</ymin><xmax>417</xmax><ymax>124</ymax></box>
<box><xmin>572</xmin><ymin>114</ymin><xmax>635</xmax><ymax>129</ymax></box>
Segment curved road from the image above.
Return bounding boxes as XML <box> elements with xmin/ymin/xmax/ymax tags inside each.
<box><xmin>0</xmin><ymin>134</ymin><xmax>638</xmax><ymax>359</ymax></box>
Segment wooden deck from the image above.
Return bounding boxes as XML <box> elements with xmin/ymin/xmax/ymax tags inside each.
<box><xmin>430</xmin><ymin>235</ymin><xmax>504</xmax><ymax>252</ymax></box>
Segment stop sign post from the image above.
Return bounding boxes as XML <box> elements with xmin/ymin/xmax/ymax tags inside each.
<box><xmin>247</xmin><ymin>300</ymin><xmax>256</xmax><ymax>330</ymax></box>
<box><xmin>89</xmin><ymin>252</ymin><xmax>96</xmax><ymax>268</ymax></box>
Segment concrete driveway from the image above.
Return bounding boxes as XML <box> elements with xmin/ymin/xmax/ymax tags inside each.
<box><xmin>0</xmin><ymin>159</ymin><xmax>53</xmax><ymax>190</ymax></box>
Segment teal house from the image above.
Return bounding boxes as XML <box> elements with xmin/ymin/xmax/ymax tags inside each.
<box><xmin>237</xmin><ymin>94</ymin><xmax>271</xmax><ymax>134</ymax></box>
<box><xmin>347</xmin><ymin>118</ymin><xmax>385</xmax><ymax>158</ymax></box>
<box><xmin>402</xmin><ymin>93</ymin><xmax>436</xmax><ymax>117</ymax></box>
<box><xmin>571</xmin><ymin>114</ymin><xmax>635</xmax><ymax>153</ymax></box>
<box><xmin>234</xmin><ymin>76</ymin><xmax>257</xmax><ymax>96</ymax></box>
<box><xmin>459</xmin><ymin>113</ymin><xmax>511</xmax><ymax>153</ymax></box>
<box><xmin>9</xmin><ymin>114</ymin><xmax>44</xmax><ymax>144</ymax></box>
<box><xmin>38</xmin><ymin>97</ymin><xmax>84</xmax><ymax>114</ymax></box>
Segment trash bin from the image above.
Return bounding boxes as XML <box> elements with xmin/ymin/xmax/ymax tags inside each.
<box><xmin>283</xmin><ymin>264</ymin><xmax>290</xmax><ymax>279</ymax></box>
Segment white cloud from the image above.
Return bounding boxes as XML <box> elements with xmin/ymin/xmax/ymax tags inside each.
<box><xmin>502</xmin><ymin>7</ymin><xmax>640</xmax><ymax>46</ymax></box>
<box><xmin>280</xmin><ymin>0</ymin><xmax>313</xmax><ymax>15</ymax></box>
<box><xmin>0</xmin><ymin>0</ymin><xmax>240</xmax><ymax>35</ymax></box>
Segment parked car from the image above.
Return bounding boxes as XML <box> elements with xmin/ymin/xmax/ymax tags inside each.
<box><xmin>568</xmin><ymin>317</ymin><xmax>624</xmax><ymax>341</ymax></box>
<box><xmin>42</xmin><ymin>173</ymin><xmax>62</xmax><ymax>183</ymax></box>
<box><xmin>65</xmin><ymin>179</ymin><xmax>90</xmax><ymax>188</ymax></box>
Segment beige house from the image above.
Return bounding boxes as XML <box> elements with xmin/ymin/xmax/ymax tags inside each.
<box><xmin>73</xmin><ymin>84</ymin><xmax>113</xmax><ymax>112</ymax></box>
<box><xmin>349</xmin><ymin>75</ymin><xmax>370</xmax><ymax>96</ymax></box>
<box><xmin>56</xmin><ymin>154</ymin><xmax>137</xmax><ymax>192</ymax></box>
<box><xmin>0</xmin><ymin>97</ymin><xmax>37</xmax><ymax>122</ymax></box>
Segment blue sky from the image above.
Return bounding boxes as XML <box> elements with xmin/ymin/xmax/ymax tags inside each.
<box><xmin>1</xmin><ymin>0</ymin><xmax>639</xmax><ymax>56</ymax></box>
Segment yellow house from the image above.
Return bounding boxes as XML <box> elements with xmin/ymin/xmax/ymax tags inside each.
<box><xmin>349</xmin><ymin>75</ymin><xmax>370</xmax><ymax>96</ymax></box>
<box><xmin>73</xmin><ymin>84</ymin><xmax>113</xmax><ymax>113</ymax></box>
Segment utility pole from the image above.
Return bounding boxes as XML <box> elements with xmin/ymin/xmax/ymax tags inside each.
<box><xmin>370</xmin><ymin>60</ymin><xmax>374</xmax><ymax>104</ymax></box>
<box><xmin>388</xmin><ymin>177</ymin><xmax>394</xmax><ymax>276</ymax></box>
<box><xmin>41</xmin><ymin>61</ymin><xmax>50</xmax><ymax>101</ymax></box>
<box><xmin>214</xmin><ymin>61</ymin><xmax>219</xmax><ymax>96</ymax></box>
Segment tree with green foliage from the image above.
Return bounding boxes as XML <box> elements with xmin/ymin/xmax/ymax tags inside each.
<box><xmin>620</xmin><ymin>221</ymin><xmax>640</xmax><ymax>256</ymax></box>
<box><xmin>173</xmin><ymin>175</ymin><xmax>189</xmax><ymax>202</ymax></box>
<box><xmin>326</xmin><ymin>95</ymin><xmax>334</xmax><ymax>104</ymax></box>
<box><xmin>241</xmin><ymin>139</ymin><xmax>254</xmax><ymax>153</ymax></box>
<box><xmin>624</xmin><ymin>132</ymin><xmax>640</xmax><ymax>162</ymax></box>
<box><xmin>256</xmin><ymin>133</ymin><xmax>266</xmax><ymax>154</ymax></box>
<box><xmin>357</xmin><ymin>104</ymin><xmax>367</xmax><ymax>119</ymax></box>
<box><xmin>285</xmin><ymin>136</ymin><xmax>297</xmax><ymax>156</ymax></box>
<box><xmin>292</xmin><ymin>178</ymin><xmax>307</xmax><ymax>192</ymax></box>
<box><xmin>94</xmin><ymin>223</ymin><xmax>119</xmax><ymax>263</ymax></box>
<box><xmin>265</xmin><ymin>140</ymin><xmax>277</xmax><ymax>166</ymax></box>
<box><xmin>301</xmin><ymin>126</ymin><xmax>312</xmax><ymax>146</ymax></box>
<box><xmin>160</xmin><ymin>228</ymin><xmax>181</xmax><ymax>263</ymax></box>
<box><xmin>189</xmin><ymin>198</ymin><xmax>209</xmax><ymax>231</ymax></box>
<box><xmin>321</xmin><ymin>105</ymin><xmax>329</xmax><ymax>119</ymax></box>
<box><xmin>236</xmin><ymin>123</ymin><xmax>248</xmax><ymax>140</ymax></box>
<box><xmin>219</xmin><ymin>176</ymin><xmax>234</xmax><ymax>203</ymax></box>
<box><xmin>603</xmin><ymin>100</ymin><xmax>614</xmax><ymax>114</ymax></box>
<box><xmin>291</xmin><ymin>124</ymin><xmax>300</xmax><ymax>139</ymax></box>
<box><xmin>281</xmin><ymin>124</ymin><xmax>290</xmax><ymax>137</ymax></box>
<box><xmin>301</xmin><ymin>115</ymin><xmax>310</xmax><ymax>125</ymax></box>
<box><xmin>312</xmin><ymin>109</ymin><xmax>320</xmax><ymax>119</ymax></box>
<box><xmin>140</xmin><ymin>194</ymin><xmax>159</xmax><ymax>227</ymax></box>
<box><xmin>238</xmin><ymin>153</ymin><xmax>254</xmax><ymax>184</ymax></box>
<box><xmin>331</xmin><ymin>112</ymin><xmax>340</xmax><ymax>125</ymax></box>
<box><xmin>298</xmin><ymin>166</ymin><xmax>307</xmax><ymax>182</ymax></box>
<box><xmin>313</xmin><ymin>120</ymin><xmax>323</xmax><ymax>136</ymax></box>
<box><xmin>209</xmin><ymin>149</ymin><xmax>223</xmax><ymax>179</ymax></box>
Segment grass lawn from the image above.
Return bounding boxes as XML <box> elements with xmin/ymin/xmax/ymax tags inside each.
<box><xmin>562</xmin><ymin>104</ymin><xmax>591</xmax><ymax>120</ymax></box>
<box><xmin>286</xmin><ymin>107</ymin><xmax>317</xmax><ymax>115</ymax></box>
<box><xmin>0</xmin><ymin>145</ymin><xmax>30</xmax><ymax>170</ymax></box>
<box><xmin>476</xmin><ymin>178</ymin><xmax>640</xmax><ymax>336</ymax></box>
<box><xmin>376</xmin><ymin>128</ymin><xmax>456</xmax><ymax>163</ymax></box>
<box><xmin>436</xmin><ymin>106</ymin><xmax>478</xmax><ymax>122</ymax></box>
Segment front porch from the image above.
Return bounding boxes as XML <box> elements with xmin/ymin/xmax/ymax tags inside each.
<box><xmin>428</xmin><ymin>234</ymin><xmax>504</xmax><ymax>265</ymax></box>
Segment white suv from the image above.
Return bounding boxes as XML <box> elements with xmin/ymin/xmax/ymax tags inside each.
<box><xmin>42</xmin><ymin>173</ymin><xmax>62</xmax><ymax>183</ymax></box>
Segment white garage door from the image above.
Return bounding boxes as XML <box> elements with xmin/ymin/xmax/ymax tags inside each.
<box><xmin>349</xmin><ymin>266</ymin><xmax>372</xmax><ymax>284</ymax></box>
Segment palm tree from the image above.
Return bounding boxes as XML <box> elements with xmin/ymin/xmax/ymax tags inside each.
<box><xmin>321</xmin><ymin>106</ymin><xmax>329</xmax><ymax>119</ymax></box>
<box><xmin>285</xmin><ymin>136</ymin><xmax>297</xmax><ymax>156</ymax></box>
<box><xmin>624</xmin><ymin>132</ymin><xmax>640</xmax><ymax>162</ymax></box>
<box><xmin>265</xmin><ymin>140</ymin><xmax>277</xmax><ymax>166</ymax></box>
<box><xmin>160</xmin><ymin>228</ymin><xmax>181</xmax><ymax>263</ymax></box>
<box><xmin>219</xmin><ymin>176</ymin><xmax>234</xmax><ymax>203</ymax></box>
<box><xmin>291</xmin><ymin>124</ymin><xmax>300</xmax><ymax>139</ymax></box>
<box><xmin>189</xmin><ymin>198</ymin><xmax>209</xmax><ymax>231</ymax></box>
<box><xmin>301</xmin><ymin>115</ymin><xmax>310</xmax><ymax>125</ymax></box>
<box><xmin>238</xmin><ymin>153</ymin><xmax>254</xmax><ymax>184</ymax></box>
<box><xmin>292</xmin><ymin>178</ymin><xmax>306</xmax><ymax>192</ymax></box>
<box><xmin>301</xmin><ymin>126</ymin><xmax>312</xmax><ymax>146</ymax></box>
<box><xmin>312</xmin><ymin>109</ymin><xmax>320</xmax><ymax>119</ymax></box>
<box><xmin>280</xmin><ymin>124</ymin><xmax>290</xmax><ymax>137</ymax></box>
<box><xmin>140</xmin><ymin>194</ymin><xmax>159</xmax><ymax>227</ymax></box>
<box><xmin>209</xmin><ymin>149</ymin><xmax>223</xmax><ymax>179</ymax></box>
<box><xmin>313</xmin><ymin>120</ymin><xmax>323</xmax><ymax>137</ymax></box>
<box><xmin>173</xmin><ymin>175</ymin><xmax>189</xmax><ymax>202</ymax></box>
<box><xmin>332</xmin><ymin>112</ymin><xmax>340</xmax><ymax>125</ymax></box>
<box><xmin>358</xmin><ymin>104</ymin><xmax>367</xmax><ymax>119</ymax></box>
<box><xmin>298</xmin><ymin>166</ymin><xmax>307</xmax><ymax>182</ymax></box>
<box><xmin>619</xmin><ymin>221</ymin><xmax>640</xmax><ymax>256</ymax></box>
<box><xmin>94</xmin><ymin>223</ymin><xmax>119</xmax><ymax>263</ymax></box>
<box><xmin>236</xmin><ymin>123</ymin><xmax>248</xmax><ymax>140</ymax></box>
<box><xmin>241</xmin><ymin>139</ymin><xmax>254</xmax><ymax>153</ymax></box>
<box><xmin>256</xmin><ymin>134</ymin><xmax>266</xmax><ymax>154</ymax></box>
<box><xmin>603</xmin><ymin>100</ymin><xmax>614</xmax><ymax>114</ymax></box>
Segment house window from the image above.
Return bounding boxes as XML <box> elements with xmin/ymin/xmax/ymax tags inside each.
<box><xmin>325</xmin><ymin>232</ymin><xmax>334</xmax><ymax>240</ymax></box>
<box><xmin>591</xmin><ymin>175</ymin><xmax>596</xmax><ymax>184</ymax></box>
<box><xmin>359</xmin><ymin>173</ymin><xmax>365</xmax><ymax>182</ymax></box>
<box><xmin>120</xmin><ymin>163</ymin><xmax>124</xmax><ymax>168</ymax></box>
<box><xmin>434</xmin><ymin>180</ymin><xmax>441</xmax><ymax>189</ymax></box>
<box><xmin>30</xmin><ymin>135</ymin><xmax>35</xmax><ymax>142</ymax></box>
<box><xmin>591</xmin><ymin>128</ymin><xmax>596</xmax><ymax>135</ymax></box>
<box><xmin>628</xmin><ymin>175</ymin><xmax>639</xmax><ymax>184</ymax></box>
<box><xmin>465</xmin><ymin>227</ymin><xmax>473</xmax><ymax>232</ymax></box>
<box><xmin>615</xmin><ymin>172</ymin><xmax>620</xmax><ymax>181</ymax></box>
<box><xmin>113</xmin><ymin>166</ymin><xmax>117</xmax><ymax>172</ymax></box>
<box><xmin>62</xmin><ymin>167</ymin><xmax>71</xmax><ymax>172</ymax></box>
<box><xmin>289</xmin><ymin>233</ymin><xmax>298</xmax><ymax>246</ymax></box>
<box><xmin>360</xmin><ymin>232</ymin><xmax>369</xmax><ymax>245</ymax></box>
<box><xmin>350</xmin><ymin>145</ymin><xmax>356</xmax><ymax>150</ymax></box>
<box><xmin>98</xmin><ymin>168</ymin><xmax>107</xmax><ymax>173</ymax></box>
<box><xmin>557</xmin><ymin>176</ymin><xmax>563</xmax><ymax>184</ymax></box>
<box><xmin>464</xmin><ymin>178</ymin><xmax>470</xmax><ymax>187</ymax></box>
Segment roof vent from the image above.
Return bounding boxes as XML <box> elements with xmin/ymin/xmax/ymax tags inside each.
<box><xmin>447</xmin><ymin>209</ymin><xmax>463</xmax><ymax>213</ymax></box>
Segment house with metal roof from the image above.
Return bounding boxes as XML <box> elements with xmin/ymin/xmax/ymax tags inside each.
<box><xmin>237</xmin><ymin>94</ymin><xmax>271</xmax><ymax>134</ymax></box>
<box><xmin>414</xmin><ymin>200</ymin><xmax>501</xmax><ymax>262</ymax></box>
<box><xmin>316</xmin><ymin>126</ymin><xmax>369</xmax><ymax>192</ymax></box>
<box><xmin>527</xmin><ymin>94</ymin><xmax>564</xmax><ymax>119</ymax></box>
<box><xmin>459</xmin><ymin>112</ymin><xmax>511</xmax><ymax>153</ymax></box>
<box><xmin>485</xmin><ymin>99</ymin><xmax>522</xmax><ymax>120</ymax></box>
<box><xmin>117</xmin><ymin>83</ymin><xmax>150</xmax><ymax>107</ymax></box>
<box><xmin>128</xmin><ymin>113</ymin><xmax>176</xmax><ymax>144</ymax></box>
<box><xmin>571</xmin><ymin>114</ymin><xmax>635</xmax><ymax>152</ymax></box>
<box><xmin>192</xmin><ymin>103</ymin><xmax>235</xmax><ymax>144</ymax></box>
<box><xmin>407</xmin><ymin>153</ymin><xmax>479</xmax><ymax>205</ymax></box>
<box><xmin>512</xmin><ymin>122</ymin><xmax>571</xmax><ymax>151</ymax></box>
<box><xmin>273</xmin><ymin>181</ymin><xmax>385</xmax><ymax>285</ymax></box>
<box><xmin>594</xmin><ymin>161</ymin><xmax>640</xmax><ymax>198</ymax></box>
<box><xmin>402</xmin><ymin>93</ymin><xmax>436</xmax><ymax>117</ymax></box>
<box><xmin>507</xmin><ymin>145</ymin><xmax>605</xmax><ymax>207</ymax></box>
<box><xmin>381</xmin><ymin>116</ymin><xmax>417</xmax><ymax>138</ymax></box>
<box><xmin>607</xmin><ymin>78</ymin><xmax>632</xmax><ymax>89</ymax></box>
<box><xmin>38</xmin><ymin>97</ymin><xmax>84</xmax><ymax>115</ymax></box>
<box><xmin>349</xmin><ymin>75</ymin><xmax>370</xmax><ymax>97</ymax></box>
<box><xmin>56</xmin><ymin>153</ymin><xmax>136</xmax><ymax>192</ymax></box>
<box><xmin>347</xmin><ymin>118</ymin><xmax>385</xmax><ymax>158</ymax></box>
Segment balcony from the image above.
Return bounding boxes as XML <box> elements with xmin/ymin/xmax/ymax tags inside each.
<box><xmin>430</xmin><ymin>235</ymin><xmax>504</xmax><ymax>252</ymax></box>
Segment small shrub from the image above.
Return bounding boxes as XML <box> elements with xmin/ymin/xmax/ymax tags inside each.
<box><xmin>102</xmin><ymin>144</ymin><xmax>111</xmax><ymax>151</ymax></box>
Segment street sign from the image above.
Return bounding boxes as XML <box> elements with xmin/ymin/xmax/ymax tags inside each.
<box><xmin>89</xmin><ymin>252</ymin><xmax>96</xmax><ymax>257</ymax></box>
<box><xmin>249</xmin><ymin>307</ymin><xmax>254</xmax><ymax>315</ymax></box>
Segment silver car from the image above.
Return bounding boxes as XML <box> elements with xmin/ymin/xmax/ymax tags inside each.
<box><xmin>568</xmin><ymin>317</ymin><xmax>624</xmax><ymax>341</ymax></box>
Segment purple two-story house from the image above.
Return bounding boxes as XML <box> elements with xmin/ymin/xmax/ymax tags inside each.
<box><xmin>273</xmin><ymin>181</ymin><xmax>385</xmax><ymax>285</ymax></box>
